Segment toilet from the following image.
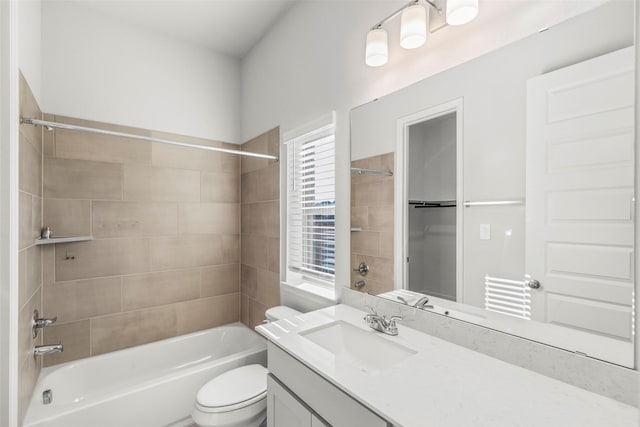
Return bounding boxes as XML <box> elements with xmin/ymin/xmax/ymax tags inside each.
<box><xmin>191</xmin><ymin>306</ymin><xmax>302</xmax><ymax>427</ymax></box>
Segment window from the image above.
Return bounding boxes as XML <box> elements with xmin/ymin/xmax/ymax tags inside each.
<box><xmin>286</xmin><ymin>117</ymin><xmax>336</xmax><ymax>289</ymax></box>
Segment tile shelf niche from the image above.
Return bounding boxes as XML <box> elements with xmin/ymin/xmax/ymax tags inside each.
<box><xmin>35</xmin><ymin>236</ymin><xmax>93</xmax><ymax>245</ymax></box>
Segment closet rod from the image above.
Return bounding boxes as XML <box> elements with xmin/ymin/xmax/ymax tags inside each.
<box><xmin>20</xmin><ymin>117</ymin><xmax>279</xmax><ymax>161</ymax></box>
<box><xmin>464</xmin><ymin>200</ymin><xmax>524</xmax><ymax>207</ymax></box>
<box><xmin>351</xmin><ymin>167</ymin><xmax>393</xmax><ymax>176</ymax></box>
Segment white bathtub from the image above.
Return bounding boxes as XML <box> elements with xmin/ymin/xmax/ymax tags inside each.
<box><xmin>23</xmin><ymin>322</ymin><xmax>267</xmax><ymax>427</ymax></box>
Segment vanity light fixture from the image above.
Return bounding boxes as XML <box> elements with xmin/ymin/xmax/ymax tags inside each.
<box><xmin>365</xmin><ymin>0</ymin><xmax>479</xmax><ymax>67</ymax></box>
<box><xmin>400</xmin><ymin>4</ymin><xmax>427</xmax><ymax>49</ymax></box>
<box><xmin>446</xmin><ymin>0</ymin><xmax>479</xmax><ymax>26</ymax></box>
<box><xmin>365</xmin><ymin>28</ymin><xmax>389</xmax><ymax>67</ymax></box>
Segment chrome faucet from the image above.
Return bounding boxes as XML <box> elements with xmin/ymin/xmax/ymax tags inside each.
<box><xmin>415</xmin><ymin>296</ymin><xmax>434</xmax><ymax>310</ymax></box>
<box><xmin>32</xmin><ymin>309</ymin><xmax>57</xmax><ymax>338</ymax></box>
<box><xmin>34</xmin><ymin>344</ymin><xmax>63</xmax><ymax>356</ymax></box>
<box><xmin>364</xmin><ymin>307</ymin><xmax>402</xmax><ymax>336</ymax></box>
<box><xmin>396</xmin><ymin>295</ymin><xmax>434</xmax><ymax>310</ymax></box>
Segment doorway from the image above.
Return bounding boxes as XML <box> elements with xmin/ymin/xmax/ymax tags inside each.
<box><xmin>395</xmin><ymin>99</ymin><xmax>463</xmax><ymax>302</ymax></box>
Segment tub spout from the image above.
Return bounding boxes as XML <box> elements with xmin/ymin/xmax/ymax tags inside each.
<box><xmin>34</xmin><ymin>343</ymin><xmax>63</xmax><ymax>356</ymax></box>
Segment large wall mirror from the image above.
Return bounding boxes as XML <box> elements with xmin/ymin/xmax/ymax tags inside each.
<box><xmin>350</xmin><ymin>1</ymin><xmax>635</xmax><ymax>367</ymax></box>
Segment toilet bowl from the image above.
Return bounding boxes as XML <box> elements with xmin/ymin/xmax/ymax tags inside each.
<box><xmin>191</xmin><ymin>306</ymin><xmax>301</xmax><ymax>427</ymax></box>
<box><xmin>192</xmin><ymin>364</ymin><xmax>268</xmax><ymax>427</ymax></box>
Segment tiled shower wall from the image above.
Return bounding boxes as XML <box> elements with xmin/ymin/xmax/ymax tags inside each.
<box><xmin>40</xmin><ymin>116</ymin><xmax>242</xmax><ymax>366</ymax></box>
<box><xmin>240</xmin><ymin>128</ymin><xmax>281</xmax><ymax>328</ymax></box>
<box><xmin>350</xmin><ymin>153</ymin><xmax>394</xmax><ymax>295</ymax></box>
<box><xmin>18</xmin><ymin>73</ymin><xmax>44</xmax><ymax>424</ymax></box>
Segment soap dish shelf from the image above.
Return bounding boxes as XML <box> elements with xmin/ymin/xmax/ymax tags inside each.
<box><xmin>35</xmin><ymin>236</ymin><xmax>93</xmax><ymax>245</ymax></box>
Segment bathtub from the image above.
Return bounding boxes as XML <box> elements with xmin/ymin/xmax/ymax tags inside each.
<box><xmin>23</xmin><ymin>322</ymin><xmax>267</xmax><ymax>427</ymax></box>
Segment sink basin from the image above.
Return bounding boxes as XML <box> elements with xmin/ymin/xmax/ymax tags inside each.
<box><xmin>300</xmin><ymin>321</ymin><xmax>417</xmax><ymax>373</ymax></box>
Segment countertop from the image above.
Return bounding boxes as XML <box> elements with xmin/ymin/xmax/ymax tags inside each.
<box><xmin>256</xmin><ymin>304</ymin><xmax>638</xmax><ymax>427</ymax></box>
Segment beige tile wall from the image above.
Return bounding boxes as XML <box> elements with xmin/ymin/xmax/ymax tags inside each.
<box><xmin>351</xmin><ymin>153</ymin><xmax>395</xmax><ymax>295</ymax></box>
<box><xmin>18</xmin><ymin>72</ymin><xmax>43</xmax><ymax>425</ymax></box>
<box><xmin>240</xmin><ymin>128</ymin><xmax>281</xmax><ymax>328</ymax></box>
<box><xmin>41</xmin><ymin>116</ymin><xmax>242</xmax><ymax>366</ymax></box>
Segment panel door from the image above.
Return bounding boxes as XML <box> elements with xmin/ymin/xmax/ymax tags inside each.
<box><xmin>526</xmin><ymin>47</ymin><xmax>634</xmax><ymax>349</ymax></box>
<box><xmin>311</xmin><ymin>414</ymin><xmax>331</xmax><ymax>427</ymax></box>
<box><xmin>267</xmin><ymin>374</ymin><xmax>312</xmax><ymax>427</ymax></box>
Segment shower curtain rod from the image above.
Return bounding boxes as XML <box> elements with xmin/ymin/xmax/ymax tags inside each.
<box><xmin>351</xmin><ymin>167</ymin><xmax>393</xmax><ymax>176</ymax></box>
<box><xmin>20</xmin><ymin>117</ymin><xmax>279</xmax><ymax>161</ymax></box>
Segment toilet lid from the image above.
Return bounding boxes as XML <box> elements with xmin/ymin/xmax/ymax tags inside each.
<box><xmin>197</xmin><ymin>364</ymin><xmax>268</xmax><ymax>410</ymax></box>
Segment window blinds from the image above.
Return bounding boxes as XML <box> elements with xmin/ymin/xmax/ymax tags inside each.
<box><xmin>287</xmin><ymin>125</ymin><xmax>336</xmax><ymax>283</ymax></box>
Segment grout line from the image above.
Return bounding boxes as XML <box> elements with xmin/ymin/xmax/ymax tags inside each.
<box><xmin>120</xmin><ymin>276</ymin><xmax>124</xmax><ymax>313</ymax></box>
<box><xmin>89</xmin><ymin>318</ymin><xmax>92</xmax><ymax>357</ymax></box>
<box><xmin>120</xmin><ymin>163</ymin><xmax>124</xmax><ymax>201</ymax></box>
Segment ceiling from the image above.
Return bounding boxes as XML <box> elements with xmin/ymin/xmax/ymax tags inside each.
<box><xmin>68</xmin><ymin>0</ymin><xmax>299</xmax><ymax>58</ymax></box>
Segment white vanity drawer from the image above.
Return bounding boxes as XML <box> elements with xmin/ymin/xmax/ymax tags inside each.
<box><xmin>267</xmin><ymin>343</ymin><xmax>391</xmax><ymax>427</ymax></box>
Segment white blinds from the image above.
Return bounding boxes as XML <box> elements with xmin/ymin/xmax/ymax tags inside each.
<box><xmin>484</xmin><ymin>275</ymin><xmax>531</xmax><ymax>320</ymax></box>
<box><xmin>287</xmin><ymin>124</ymin><xmax>336</xmax><ymax>283</ymax></box>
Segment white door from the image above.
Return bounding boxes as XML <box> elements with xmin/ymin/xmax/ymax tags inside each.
<box><xmin>311</xmin><ymin>415</ymin><xmax>330</xmax><ymax>427</ymax></box>
<box><xmin>526</xmin><ymin>47</ymin><xmax>635</xmax><ymax>348</ymax></box>
<box><xmin>267</xmin><ymin>375</ymin><xmax>312</xmax><ymax>427</ymax></box>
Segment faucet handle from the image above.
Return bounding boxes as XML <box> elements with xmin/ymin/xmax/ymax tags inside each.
<box><xmin>32</xmin><ymin>310</ymin><xmax>58</xmax><ymax>338</ymax></box>
<box><xmin>386</xmin><ymin>315</ymin><xmax>403</xmax><ymax>334</ymax></box>
<box><xmin>388</xmin><ymin>315</ymin><xmax>403</xmax><ymax>326</ymax></box>
<box><xmin>34</xmin><ymin>316</ymin><xmax>57</xmax><ymax>327</ymax></box>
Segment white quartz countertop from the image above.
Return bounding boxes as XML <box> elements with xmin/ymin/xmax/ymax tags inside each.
<box><xmin>256</xmin><ymin>304</ymin><xmax>637</xmax><ymax>427</ymax></box>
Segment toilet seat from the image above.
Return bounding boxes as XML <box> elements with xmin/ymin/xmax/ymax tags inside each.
<box><xmin>195</xmin><ymin>364</ymin><xmax>268</xmax><ymax>414</ymax></box>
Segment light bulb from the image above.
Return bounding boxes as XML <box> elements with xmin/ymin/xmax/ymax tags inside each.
<box><xmin>365</xmin><ymin>28</ymin><xmax>388</xmax><ymax>67</ymax></box>
<box><xmin>446</xmin><ymin>0</ymin><xmax>479</xmax><ymax>26</ymax></box>
<box><xmin>400</xmin><ymin>4</ymin><xmax>427</xmax><ymax>49</ymax></box>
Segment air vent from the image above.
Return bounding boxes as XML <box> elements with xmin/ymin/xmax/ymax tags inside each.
<box><xmin>484</xmin><ymin>275</ymin><xmax>531</xmax><ymax>320</ymax></box>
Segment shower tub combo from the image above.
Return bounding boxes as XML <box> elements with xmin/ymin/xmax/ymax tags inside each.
<box><xmin>23</xmin><ymin>323</ymin><xmax>266</xmax><ymax>427</ymax></box>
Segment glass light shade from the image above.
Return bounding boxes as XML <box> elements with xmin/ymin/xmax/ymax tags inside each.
<box><xmin>365</xmin><ymin>28</ymin><xmax>389</xmax><ymax>67</ymax></box>
<box><xmin>400</xmin><ymin>4</ymin><xmax>427</xmax><ymax>49</ymax></box>
<box><xmin>446</xmin><ymin>0</ymin><xmax>479</xmax><ymax>26</ymax></box>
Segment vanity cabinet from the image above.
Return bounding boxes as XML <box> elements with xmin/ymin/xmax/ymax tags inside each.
<box><xmin>267</xmin><ymin>375</ymin><xmax>329</xmax><ymax>427</ymax></box>
<box><xmin>267</xmin><ymin>343</ymin><xmax>391</xmax><ymax>427</ymax></box>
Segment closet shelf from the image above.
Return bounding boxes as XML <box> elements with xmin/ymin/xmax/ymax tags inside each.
<box><xmin>409</xmin><ymin>200</ymin><xmax>456</xmax><ymax>208</ymax></box>
<box><xmin>35</xmin><ymin>236</ymin><xmax>93</xmax><ymax>245</ymax></box>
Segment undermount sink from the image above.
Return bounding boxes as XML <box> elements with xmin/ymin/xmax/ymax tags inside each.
<box><xmin>300</xmin><ymin>320</ymin><xmax>417</xmax><ymax>373</ymax></box>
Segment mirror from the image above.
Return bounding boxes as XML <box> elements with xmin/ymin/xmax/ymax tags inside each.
<box><xmin>350</xmin><ymin>1</ymin><xmax>635</xmax><ymax>367</ymax></box>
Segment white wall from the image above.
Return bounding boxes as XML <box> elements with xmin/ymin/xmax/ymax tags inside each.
<box><xmin>41</xmin><ymin>1</ymin><xmax>241</xmax><ymax>143</ymax></box>
<box><xmin>18</xmin><ymin>0</ymin><xmax>41</xmax><ymax>103</ymax></box>
<box><xmin>241</xmin><ymin>0</ymin><xmax>609</xmax><ymax>302</ymax></box>
<box><xmin>408</xmin><ymin>115</ymin><xmax>456</xmax><ymax>202</ymax></box>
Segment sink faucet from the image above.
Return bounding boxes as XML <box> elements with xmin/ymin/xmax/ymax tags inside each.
<box><xmin>415</xmin><ymin>296</ymin><xmax>434</xmax><ymax>310</ymax></box>
<box><xmin>396</xmin><ymin>295</ymin><xmax>434</xmax><ymax>310</ymax></box>
<box><xmin>364</xmin><ymin>307</ymin><xmax>402</xmax><ymax>336</ymax></box>
<box><xmin>34</xmin><ymin>344</ymin><xmax>63</xmax><ymax>356</ymax></box>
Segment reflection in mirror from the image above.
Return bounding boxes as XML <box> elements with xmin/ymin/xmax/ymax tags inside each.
<box><xmin>406</xmin><ymin>111</ymin><xmax>458</xmax><ymax>301</ymax></box>
<box><xmin>350</xmin><ymin>1</ymin><xmax>635</xmax><ymax>367</ymax></box>
<box><xmin>350</xmin><ymin>153</ymin><xmax>395</xmax><ymax>295</ymax></box>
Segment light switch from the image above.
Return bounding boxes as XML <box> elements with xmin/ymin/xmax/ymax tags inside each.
<box><xmin>480</xmin><ymin>223</ymin><xmax>491</xmax><ymax>240</ymax></box>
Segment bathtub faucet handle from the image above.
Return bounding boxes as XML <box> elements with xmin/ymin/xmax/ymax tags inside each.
<box><xmin>32</xmin><ymin>309</ymin><xmax>57</xmax><ymax>338</ymax></box>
